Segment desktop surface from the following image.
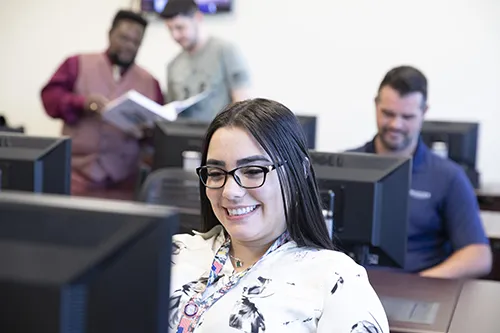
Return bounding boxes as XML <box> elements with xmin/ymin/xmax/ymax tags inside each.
<box><xmin>448</xmin><ymin>279</ymin><xmax>500</xmax><ymax>333</ymax></box>
<box><xmin>368</xmin><ymin>269</ymin><xmax>464</xmax><ymax>333</ymax></box>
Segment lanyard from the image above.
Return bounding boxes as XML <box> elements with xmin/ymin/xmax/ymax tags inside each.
<box><xmin>176</xmin><ymin>231</ymin><xmax>290</xmax><ymax>333</ymax></box>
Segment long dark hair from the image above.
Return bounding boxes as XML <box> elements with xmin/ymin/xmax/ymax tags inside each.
<box><xmin>199</xmin><ymin>98</ymin><xmax>334</xmax><ymax>250</ymax></box>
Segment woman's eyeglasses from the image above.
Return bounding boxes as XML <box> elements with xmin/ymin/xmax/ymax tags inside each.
<box><xmin>196</xmin><ymin>162</ymin><xmax>285</xmax><ymax>189</ymax></box>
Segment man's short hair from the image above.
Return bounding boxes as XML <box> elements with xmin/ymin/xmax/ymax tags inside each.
<box><xmin>160</xmin><ymin>0</ymin><xmax>199</xmax><ymax>19</ymax></box>
<box><xmin>111</xmin><ymin>10</ymin><xmax>148</xmax><ymax>30</ymax></box>
<box><xmin>378</xmin><ymin>66</ymin><xmax>428</xmax><ymax>105</ymax></box>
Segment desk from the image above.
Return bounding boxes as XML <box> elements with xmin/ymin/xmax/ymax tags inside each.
<box><xmin>448</xmin><ymin>280</ymin><xmax>500</xmax><ymax>333</ymax></box>
<box><xmin>480</xmin><ymin>211</ymin><xmax>500</xmax><ymax>281</ymax></box>
<box><xmin>368</xmin><ymin>270</ymin><xmax>463</xmax><ymax>333</ymax></box>
<box><xmin>477</xmin><ymin>183</ymin><xmax>500</xmax><ymax>212</ymax></box>
<box><xmin>369</xmin><ymin>270</ymin><xmax>500</xmax><ymax>333</ymax></box>
<box><xmin>481</xmin><ymin>211</ymin><xmax>500</xmax><ymax>240</ymax></box>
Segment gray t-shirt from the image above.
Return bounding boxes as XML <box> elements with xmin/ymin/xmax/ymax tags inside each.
<box><xmin>166</xmin><ymin>37</ymin><xmax>250</xmax><ymax>122</ymax></box>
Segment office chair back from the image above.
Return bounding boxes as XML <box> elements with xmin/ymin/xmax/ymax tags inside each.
<box><xmin>138</xmin><ymin>167</ymin><xmax>201</xmax><ymax>208</ymax></box>
<box><xmin>137</xmin><ymin>167</ymin><xmax>202</xmax><ymax>234</ymax></box>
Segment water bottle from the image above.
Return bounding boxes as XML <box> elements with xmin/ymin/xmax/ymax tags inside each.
<box><xmin>432</xmin><ymin>141</ymin><xmax>448</xmax><ymax>158</ymax></box>
<box><xmin>182</xmin><ymin>151</ymin><xmax>202</xmax><ymax>171</ymax></box>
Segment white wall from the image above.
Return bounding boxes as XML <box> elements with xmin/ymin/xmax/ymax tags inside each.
<box><xmin>1</xmin><ymin>0</ymin><xmax>500</xmax><ymax>182</ymax></box>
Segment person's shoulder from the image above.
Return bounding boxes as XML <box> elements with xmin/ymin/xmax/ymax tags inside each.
<box><xmin>428</xmin><ymin>152</ymin><xmax>462</xmax><ymax>172</ymax></box>
<box><xmin>288</xmin><ymin>248</ymin><xmax>368</xmax><ymax>280</ymax></box>
<box><xmin>168</xmin><ymin>50</ymin><xmax>185</xmax><ymax>65</ymax></box>
<box><xmin>54</xmin><ymin>53</ymin><xmax>102</xmax><ymax>71</ymax></box>
<box><xmin>170</xmin><ymin>226</ymin><xmax>225</xmax><ymax>291</ymax></box>
<box><xmin>209</xmin><ymin>36</ymin><xmax>233</xmax><ymax>49</ymax></box>
<box><xmin>316</xmin><ymin>249</ymin><xmax>367</xmax><ymax>275</ymax></box>
<box><xmin>425</xmin><ymin>151</ymin><xmax>469</xmax><ymax>184</ymax></box>
<box><xmin>58</xmin><ymin>52</ymin><xmax>97</xmax><ymax>66</ymax></box>
<box><xmin>133</xmin><ymin>63</ymin><xmax>159</xmax><ymax>80</ymax></box>
<box><xmin>76</xmin><ymin>52</ymin><xmax>104</xmax><ymax>61</ymax></box>
<box><xmin>167</xmin><ymin>50</ymin><xmax>189</xmax><ymax>72</ymax></box>
<box><xmin>172</xmin><ymin>225</ymin><xmax>224</xmax><ymax>254</ymax></box>
<box><xmin>209</xmin><ymin>37</ymin><xmax>240</xmax><ymax>56</ymax></box>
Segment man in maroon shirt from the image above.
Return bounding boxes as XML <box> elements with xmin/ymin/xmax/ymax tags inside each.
<box><xmin>41</xmin><ymin>10</ymin><xmax>164</xmax><ymax>200</ymax></box>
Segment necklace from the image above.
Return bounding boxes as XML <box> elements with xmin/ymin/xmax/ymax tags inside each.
<box><xmin>229</xmin><ymin>254</ymin><xmax>244</xmax><ymax>268</ymax></box>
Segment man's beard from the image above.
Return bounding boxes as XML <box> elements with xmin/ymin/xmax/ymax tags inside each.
<box><xmin>378</xmin><ymin>127</ymin><xmax>412</xmax><ymax>152</ymax></box>
<box><xmin>108</xmin><ymin>51</ymin><xmax>134</xmax><ymax>68</ymax></box>
<box><xmin>182</xmin><ymin>31</ymin><xmax>199</xmax><ymax>52</ymax></box>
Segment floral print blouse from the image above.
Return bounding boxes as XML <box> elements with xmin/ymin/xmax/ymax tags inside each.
<box><xmin>169</xmin><ymin>226</ymin><xmax>389</xmax><ymax>333</ymax></box>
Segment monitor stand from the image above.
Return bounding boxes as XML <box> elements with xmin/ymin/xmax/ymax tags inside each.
<box><xmin>321</xmin><ymin>190</ymin><xmax>378</xmax><ymax>267</ymax></box>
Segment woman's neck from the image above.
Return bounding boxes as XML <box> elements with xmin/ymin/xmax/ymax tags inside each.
<box><xmin>229</xmin><ymin>238</ymin><xmax>274</xmax><ymax>272</ymax></box>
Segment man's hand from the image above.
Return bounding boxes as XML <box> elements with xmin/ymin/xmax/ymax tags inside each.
<box><xmin>139</xmin><ymin>124</ymin><xmax>154</xmax><ymax>140</ymax></box>
<box><xmin>84</xmin><ymin>94</ymin><xmax>109</xmax><ymax>113</ymax></box>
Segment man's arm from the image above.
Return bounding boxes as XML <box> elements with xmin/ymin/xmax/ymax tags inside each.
<box><xmin>221</xmin><ymin>43</ymin><xmax>252</xmax><ymax>102</ymax></box>
<box><xmin>420</xmin><ymin>169</ymin><xmax>492</xmax><ymax>279</ymax></box>
<box><xmin>40</xmin><ymin>56</ymin><xmax>86</xmax><ymax>125</ymax></box>
<box><xmin>420</xmin><ymin>244</ymin><xmax>491</xmax><ymax>279</ymax></box>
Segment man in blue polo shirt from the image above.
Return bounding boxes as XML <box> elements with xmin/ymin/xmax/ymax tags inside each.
<box><xmin>349</xmin><ymin>65</ymin><xmax>491</xmax><ymax>279</ymax></box>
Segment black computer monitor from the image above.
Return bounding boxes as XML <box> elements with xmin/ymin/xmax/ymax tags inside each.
<box><xmin>310</xmin><ymin>151</ymin><xmax>411</xmax><ymax>268</ymax></box>
<box><xmin>152</xmin><ymin>119</ymin><xmax>207</xmax><ymax>170</ymax></box>
<box><xmin>296</xmin><ymin>115</ymin><xmax>317</xmax><ymax>149</ymax></box>
<box><xmin>420</xmin><ymin>120</ymin><xmax>480</xmax><ymax>187</ymax></box>
<box><xmin>153</xmin><ymin>115</ymin><xmax>317</xmax><ymax>170</ymax></box>
<box><xmin>0</xmin><ymin>191</ymin><xmax>178</xmax><ymax>333</ymax></box>
<box><xmin>0</xmin><ymin>133</ymin><xmax>71</xmax><ymax>194</ymax></box>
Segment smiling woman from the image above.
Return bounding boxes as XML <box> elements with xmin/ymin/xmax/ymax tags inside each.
<box><xmin>168</xmin><ymin>98</ymin><xmax>389</xmax><ymax>333</ymax></box>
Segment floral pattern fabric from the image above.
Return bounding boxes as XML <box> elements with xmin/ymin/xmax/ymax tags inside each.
<box><xmin>169</xmin><ymin>226</ymin><xmax>389</xmax><ymax>333</ymax></box>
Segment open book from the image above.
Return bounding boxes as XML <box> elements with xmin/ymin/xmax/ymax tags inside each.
<box><xmin>102</xmin><ymin>90</ymin><xmax>209</xmax><ymax>138</ymax></box>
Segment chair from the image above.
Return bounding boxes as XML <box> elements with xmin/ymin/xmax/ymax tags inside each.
<box><xmin>137</xmin><ymin>167</ymin><xmax>202</xmax><ymax>234</ymax></box>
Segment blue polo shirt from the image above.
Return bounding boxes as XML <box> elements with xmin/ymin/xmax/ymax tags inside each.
<box><xmin>349</xmin><ymin>138</ymin><xmax>488</xmax><ymax>272</ymax></box>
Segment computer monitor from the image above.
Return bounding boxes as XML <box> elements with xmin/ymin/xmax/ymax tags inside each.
<box><xmin>152</xmin><ymin>119</ymin><xmax>208</xmax><ymax>170</ymax></box>
<box><xmin>296</xmin><ymin>115</ymin><xmax>317</xmax><ymax>149</ymax></box>
<box><xmin>310</xmin><ymin>151</ymin><xmax>411</xmax><ymax>268</ymax></box>
<box><xmin>420</xmin><ymin>120</ymin><xmax>480</xmax><ymax>187</ymax></box>
<box><xmin>0</xmin><ymin>191</ymin><xmax>178</xmax><ymax>333</ymax></box>
<box><xmin>153</xmin><ymin>115</ymin><xmax>317</xmax><ymax>170</ymax></box>
<box><xmin>0</xmin><ymin>133</ymin><xmax>71</xmax><ymax>194</ymax></box>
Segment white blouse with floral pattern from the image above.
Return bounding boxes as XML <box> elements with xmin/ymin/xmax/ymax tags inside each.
<box><xmin>169</xmin><ymin>226</ymin><xmax>389</xmax><ymax>333</ymax></box>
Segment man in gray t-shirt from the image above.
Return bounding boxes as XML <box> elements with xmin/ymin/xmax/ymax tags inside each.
<box><xmin>161</xmin><ymin>0</ymin><xmax>251</xmax><ymax>121</ymax></box>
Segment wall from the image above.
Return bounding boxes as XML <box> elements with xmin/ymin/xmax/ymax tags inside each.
<box><xmin>1</xmin><ymin>0</ymin><xmax>500</xmax><ymax>182</ymax></box>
